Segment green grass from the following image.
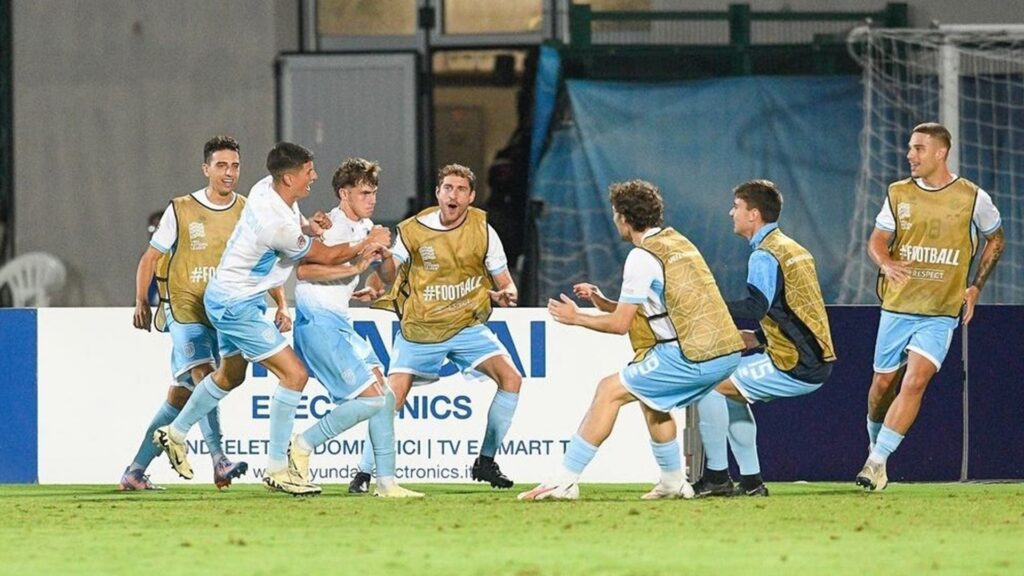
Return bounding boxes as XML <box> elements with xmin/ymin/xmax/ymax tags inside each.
<box><xmin>1</xmin><ymin>483</ymin><xmax>1022</xmax><ymax>576</ymax></box>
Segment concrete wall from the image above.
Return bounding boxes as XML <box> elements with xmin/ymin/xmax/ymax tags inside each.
<box><xmin>10</xmin><ymin>0</ymin><xmax>1021</xmax><ymax>305</ymax></box>
<box><xmin>13</xmin><ymin>1</ymin><xmax>298</xmax><ymax>305</ymax></box>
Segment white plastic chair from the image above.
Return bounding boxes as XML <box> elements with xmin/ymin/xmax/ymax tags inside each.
<box><xmin>0</xmin><ymin>252</ymin><xmax>68</xmax><ymax>307</ymax></box>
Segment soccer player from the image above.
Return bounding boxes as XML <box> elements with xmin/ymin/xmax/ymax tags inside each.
<box><xmin>354</xmin><ymin>163</ymin><xmax>522</xmax><ymax>495</ymax></box>
<box><xmin>520</xmin><ymin>179</ymin><xmax>745</xmax><ymax>501</ymax></box>
<box><xmin>285</xmin><ymin>158</ymin><xmax>413</xmax><ymax>496</ymax></box>
<box><xmin>153</xmin><ymin>142</ymin><xmax>391</xmax><ymax>496</ymax></box>
<box><xmin>692</xmin><ymin>180</ymin><xmax>836</xmax><ymax>498</ymax></box>
<box><xmin>858</xmin><ymin>122</ymin><xmax>1004</xmax><ymax>491</ymax></box>
<box><xmin>122</xmin><ymin>136</ymin><xmax>267</xmax><ymax>491</ymax></box>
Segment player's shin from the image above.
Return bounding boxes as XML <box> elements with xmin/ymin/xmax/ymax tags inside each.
<box><xmin>170</xmin><ymin>375</ymin><xmax>228</xmax><ymax>442</ymax></box>
<box><xmin>267</xmin><ymin>386</ymin><xmax>302</xmax><ymax>472</ymax></box>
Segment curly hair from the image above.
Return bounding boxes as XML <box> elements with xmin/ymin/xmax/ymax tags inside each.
<box><xmin>609</xmin><ymin>180</ymin><xmax>664</xmax><ymax>231</ymax></box>
<box><xmin>332</xmin><ymin>158</ymin><xmax>381</xmax><ymax>199</ymax></box>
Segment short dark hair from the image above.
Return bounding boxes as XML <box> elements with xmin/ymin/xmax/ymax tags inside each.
<box><xmin>266</xmin><ymin>142</ymin><xmax>314</xmax><ymax>179</ymax></box>
<box><xmin>437</xmin><ymin>164</ymin><xmax>476</xmax><ymax>191</ymax></box>
<box><xmin>733</xmin><ymin>179</ymin><xmax>783</xmax><ymax>223</ymax></box>
<box><xmin>332</xmin><ymin>158</ymin><xmax>381</xmax><ymax>199</ymax></box>
<box><xmin>609</xmin><ymin>180</ymin><xmax>664</xmax><ymax>231</ymax></box>
<box><xmin>203</xmin><ymin>136</ymin><xmax>240</xmax><ymax>163</ymax></box>
<box><xmin>912</xmin><ymin>122</ymin><xmax>952</xmax><ymax>151</ymax></box>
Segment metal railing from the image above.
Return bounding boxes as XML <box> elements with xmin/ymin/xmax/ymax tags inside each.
<box><xmin>569</xmin><ymin>2</ymin><xmax>908</xmax><ymax>49</ymax></box>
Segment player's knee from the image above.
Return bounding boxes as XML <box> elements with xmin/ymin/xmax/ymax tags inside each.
<box><xmin>900</xmin><ymin>373</ymin><xmax>931</xmax><ymax>396</ymax></box>
<box><xmin>871</xmin><ymin>372</ymin><xmax>898</xmax><ymax>395</ymax></box>
<box><xmin>497</xmin><ymin>369</ymin><xmax>522</xmax><ymax>393</ymax></box>
<box><xmin>286</xmin><ymin>364</ymin><xmax>309</xmax><ymax>389</ymax></box>
<box><xmin>596</xmin><ymin>375</ymin><xmax>625</xmax><ymax>403</ymax></box>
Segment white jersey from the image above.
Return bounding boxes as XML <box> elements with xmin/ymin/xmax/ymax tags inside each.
<box><xmin>875</xmin><ymin>176</ymin><xmax>1002</xmax><ymax>235</ymax></box>
<box><xmin>295</xmin><ymin>207</ymin><xmax>373</xmax><ymax>316</ymax></box>
<box><xmin>207</xmin><ymin>175</ymin><xmax>311</xmax><ymax>302</ymax></box>
<box><xmin>618</xmin><ymin>227</ymin><xmax>676</xmax><ymax>341</ymax></box>
<box><xmin>149</xmin><ymin>189</ymin><xmax>239</xmax><ymax>254</ymax></box>
<box><xmin>391</xmin><ymin>209</ymin><xmax>508</xmax><ymax>275</ymax></box>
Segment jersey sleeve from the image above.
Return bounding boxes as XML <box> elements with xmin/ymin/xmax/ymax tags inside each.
<box><xmin>485</xmin><ymin>224</ymin><xmax>509</xmax><ymax>275</ymax></box>
<box><xmin>746</xmin><ymin>249</ymin><xmax>779</xmax><ymax>305</ymax></box>
<box><xmin>874</xmin><ymin>197</ymin><xmax>896</xmax><ymax>232</ymax></box>
<box><xmin>265</xmin><ymin>220</ymin><xmax>312</xmax><ymax>262</ymax></box>
<box><xmin>619</xmin><ymin>249</ymin><xmax>660</xmax><ymax>304</ymax></box>
<box><xmin>391</xmin><ymin>230</ymin><xmax>410</xmax><ymax>264</ymax></box>
<box><xmin>973</xmin><ymin>189</ymin><xmax>1002</xmax><ymax>236</ymax></box>
<box><xmin>149</xmin><ymin>204</ymin><xmax>177</xmax><ymax>253</ymax></box>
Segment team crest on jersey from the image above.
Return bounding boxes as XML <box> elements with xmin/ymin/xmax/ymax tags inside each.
<box><xmin>188</xmin><ymin>221</ymin><xmax>208</xmax><ymax>250</ymax></box>
<box><xmin>261</xmin><ymin>328</ymin><xmax>276</xmax><ymax>344</ymax></box>
<box><xmin>419</xmin><ymin>245</ymin><xmax>439</xmax><ymax>271</ymax></box>
<box><xmin>897</xmin><ymin>202</ymin><xmax>912</xmax><ymax>231</ymax></box>
<box><xmin>297</xmin><ymin>235</ymin><xmax>308</xmax><ymax>249</ymax></box>
<box><xmin>182</xmin><ymin>342</ymin><xmax>196</xmax><ymax>359</ymax></box>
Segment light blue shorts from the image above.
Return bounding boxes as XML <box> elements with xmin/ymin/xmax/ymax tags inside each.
<box><xmin>204</xmin><ymin>289</ymin><xmax>288</xmax><ymax>363</ymax></box>
<box><xmin>729</xmin><ymin>352</ymin><xmax>821</xmax><ymax>403</ymax></box>
<box><xmin>620</xmin><ymin>344</ymin><xmax>741</xmax><ymax>413</ymax></box>
<box><xmin>165</xmin><ymin>306</ymin><xmax>218</xmax><ymax>388</ymax></box>
<box><xmin>294</xmin><ymin>308</ymin><xmax>382</xmax><ymax>402</ymax></box>
<box><xmin>874</xmin><ymin>310</ymin><xmax>957</xmax><ymax>372</ymax></box>
<box><xmin>390</xmin><ymin>324</ymin><xmax>507</xmax><ymax>381</ymax></box>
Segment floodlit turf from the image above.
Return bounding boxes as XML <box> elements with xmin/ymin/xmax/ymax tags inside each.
<box><xmin>1</xmin><ymin>482</ymin><xmax>1021</xmax><ymax>575</ymax></box>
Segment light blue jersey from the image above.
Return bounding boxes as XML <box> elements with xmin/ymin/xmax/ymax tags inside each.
<box><xmin>293</xmin><ymin>207</ymin><xmax>383</xmax><ymax>400</ymax></box>
<box><xmin>204</xmin><ymin>176</ymin><xmax>310</xmax><ymax>362</ymax></box>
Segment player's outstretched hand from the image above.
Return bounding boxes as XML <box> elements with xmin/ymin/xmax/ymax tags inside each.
<box><xmin>547</xmin><ymin>293</ymin><xmax>579</xmax><ymax>325</ymax></box>
<box><xmin>133</xmin><ymin>300</ymin><xmax>152</xmax><ymax>332</ymax></box>
<box><xmin>353</xmin><ymin>287</ymin><xmax>381</xmax><ymax>302</ymax></box>
<box><xmin>572</xmin><ymin>282</ymin><xmax>604</xmax><ymax>305</ymax></box>
<box><xmin>489</xmin><ymin>287</ymin><xmax>519</xmax><ymax>307</ymax></box>
<box><xmin>275</xmin><ymin>308</ymin><xmax>293</xmax><ymax>333</ymax></box>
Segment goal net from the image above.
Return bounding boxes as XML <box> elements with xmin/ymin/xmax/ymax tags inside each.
<box><xmin>840</xmin><ymin>26</ymin><xmax>1024</xmax><ymax>304</ymax></box>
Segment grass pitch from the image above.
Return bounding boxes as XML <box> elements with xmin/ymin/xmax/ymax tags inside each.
<box><xmin>1</xmin><ymin>482</ymin><xmax>1021</xmax><ymax>575</ymax></box>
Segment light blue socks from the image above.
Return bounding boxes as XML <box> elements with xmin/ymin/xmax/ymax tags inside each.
<box><xmin>867</xmin><ymin>417</ymin><xmax>883</xmax><ymax>447</ymax></box>
<box><xmin>129</xmin><ymin>401</ymin><xmax>180</xmax><ymax>471</ymax></box>
<box><xmin>481</xmin><ymin>390</ymin><xmax>519</xmax><ymax>458</ymax></box>
<box><xmin>869</xmin><ymin>426</ymin><xmax>904</xmax><ymax>463</ymax></box>
<box><xmin>697</xmin><ymin>391</ymin><xmax>730</xmax><ymax>471</ymax></box>
<box><xmin>563</xmin><ymin>434</ymin><xmax>598</xmax><ymax>475</ymax></box>
<box><xmin>367</xmin><ymin>390</ymin><xmax>397</xmax><ymax>478</ymax></box>
<box><xmin>301</xmin><ymin>396</ymin><xmax>386</xmax><ymax>450</ymax></box>
<box><xmin>170</xmin><ymin>375</ymin><xmax>228</xmax><ymax>439</ymax></box>
<box><xmin>198</xmin><ymin>406</ymin><xmax>224</xmax><ymax>461</ymax></box>
<box><xmin>268</xmin><ymin>386</ymin><xmax>302</xmax><ymax>471</ymax></box>
<box><xmin>726</xmin><ymin>398</ymin><xmax>760</xmax><ymax>475</ymax></box>
<box><xmin>650</xmin><ymin>439</ymin><xmax>681</xmax><ymax>473</ymax></box>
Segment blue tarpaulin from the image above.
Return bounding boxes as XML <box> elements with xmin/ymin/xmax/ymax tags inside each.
<box><xmin>531</xmin><ymin>76</ymin><xmax>863</xmax><ymax>303</ymax></box>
